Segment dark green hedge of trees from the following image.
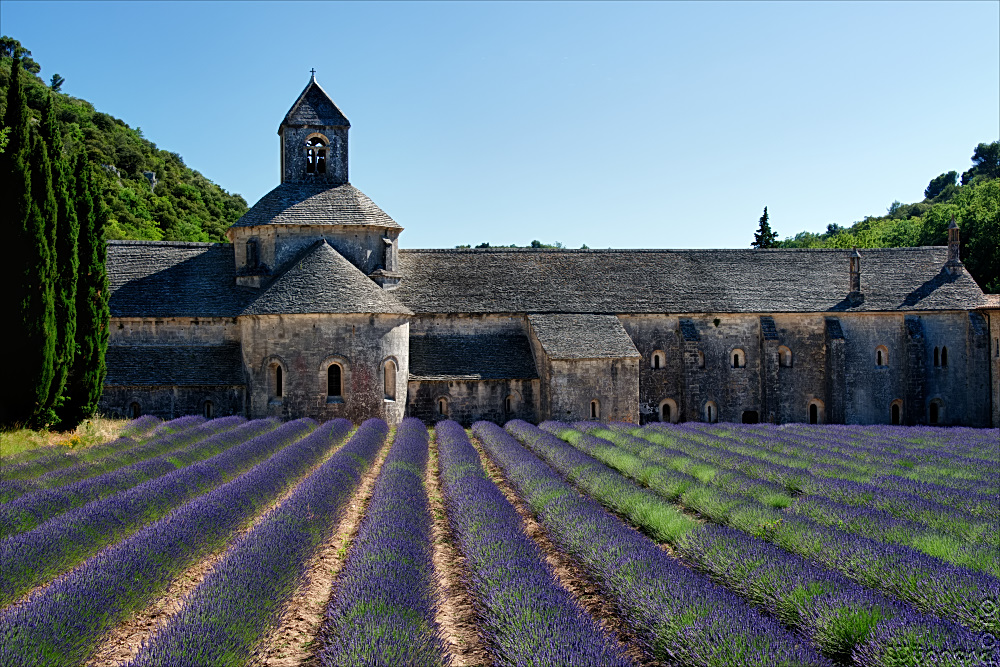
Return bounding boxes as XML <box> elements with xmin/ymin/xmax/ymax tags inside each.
<box><xmin>0</xmin><ymin>37</ymin><xmax>248</xmax><ymax>243</ymax></box>
<box><xmin>778</xmin><ymin>141</ymin><xmax>1000</xmax><ymax>293</ymax></box>
<box><xmin>1</xmin><ymin>53</ymin><xmax>108</xmax><ymax>429</ymax></box>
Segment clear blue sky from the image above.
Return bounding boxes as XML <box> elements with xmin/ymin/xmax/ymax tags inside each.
<box><xmin>6</xmin><ymin>1</ymin><xmax>999</xmax><ymax>249</ymax></box>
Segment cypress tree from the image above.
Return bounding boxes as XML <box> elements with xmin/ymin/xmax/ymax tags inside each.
<box><xmin>752</xmin><ymin>206</ymin><xmax>779</xmax><ymax>249</ymax></box>
<box><xmin>1</xmin><ymin>58</ymin><xmax>56</xmax><ymax>427</ymax></box>
<box><xmin>41</xmin><ymin>94</ymin><xmax>79</xmax><ymax>424</ymax></box>
<box><xmin>60</xmin><ymin>155</ymin><xmax>109</xmax><ymax>426</ymax></box>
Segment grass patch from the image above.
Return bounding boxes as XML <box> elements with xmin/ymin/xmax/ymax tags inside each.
<box><xmin>0</xmin><ymin>416</ymin><xmax>127</xmax><ymax>461</ymax></box>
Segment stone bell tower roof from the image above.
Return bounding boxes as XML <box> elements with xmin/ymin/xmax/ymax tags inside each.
<box><xmin>280</xmin><ymin>74</ymin><xmax>350</xmax><ymax>131</ymax></box>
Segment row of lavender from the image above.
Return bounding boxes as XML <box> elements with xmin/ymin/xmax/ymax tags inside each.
<box><xmin>528</xmin><ymin>421</ymin><xmax>997</xmax><ymax>664</ymax></box>
<box><xmin>1</xmin><ymin>418</ymin><xmax>297</xmax><ymax>605</ymax></box>
<box><xmin>0</xmin><ymin>418</ymin><xmax>353</xmax><ymax>666</ymax></box>
<box><xmin>1</xmin><ymin>416</ymin><xmax>249</xmax><ymax>538</ymax></box>
<box><xmin>558</xmin><ymin>423</ymin><xmax>999</xmax><ymax>634</ymax></box>
<box><xmin>616</xmin><ymin>423</ymin><xmax>998</xmax><ymax>573</ymax></box>
<box><xmin>476</xmin><ymin>420</ymin><xmax>833</xmax><ymax>666</ymax></box>
<box><xmin>435</xmin><ymin>420</ymin><xmax>629</xmax><ymax>666</ymax></box>
<box><xmin>0</xmin><ymin>415</ymin><xmax>207</xmax><ymax>502</ymax></box>
<box><xmin>126</xmin><ymin>418</ymin><xmax>388</xmax><ymax>665</ymax></box>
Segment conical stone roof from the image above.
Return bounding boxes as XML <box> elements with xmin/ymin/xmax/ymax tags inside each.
<box><xmin>243</xmin><ymin>241</ymin><xmax>411</xmax><ymax>316</ymax></box>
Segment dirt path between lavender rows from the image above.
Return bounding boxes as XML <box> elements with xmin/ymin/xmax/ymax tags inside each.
<box><xmin>470</xmin><ymin>432</ymin><xmax>658</xmax><ymax>667</ymax></box>
<box><xmin>249</xmin><ymin>435</ymin><xmax>392</xmax><ymax>667</ymax></box>
<box><xmin>424</xmin><ymin>430</ymin><xmax>492</xmax><ymax>667</ymax></box>
<box><xmin>88</xmin><ymin>429</ymin><xmax>360</xmax><ymax>667</ymax></box>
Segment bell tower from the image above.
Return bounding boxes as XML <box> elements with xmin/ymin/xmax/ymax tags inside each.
<box><xmin>279</xmin><ymin>72</ymin><xmax>350</xmax><ymax>185</ymax></box>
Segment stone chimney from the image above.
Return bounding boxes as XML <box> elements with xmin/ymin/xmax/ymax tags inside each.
<box><xmin>848</xmin><ymin>248</ymin><xmax>863</xmax><ymax>305</ymax></box>
<box><xmin>946</xmin><ymin>216</ymin><xmax>963</xmax><ymax>275</ymax></box>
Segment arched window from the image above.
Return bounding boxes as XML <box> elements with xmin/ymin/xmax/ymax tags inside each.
<box><xmin>659</xmin><ymin>398</ymin><xmax>678</xmax><ymax>423</ymax></box>
<box><xmin>778</xmin><ymin>346</ymin><xmax>792</xmax><ymax>368</ymax></box>
<box><xmin>275</xmin><ymin>365</ymin><xmax>283</xmax><ymax>397</ymax></box>
<box><xmin>697</xmin><ymin>350</ymin><xmax>705</xmax><ymax>369</ymax></box>
<box><xmin>129</xmin><ymin>402</ymin><xmax>141</xmax><ymax>419</ymax></box>
<box><xmin>731</xmin><ymin>349</ymin><xmax>746</xmax><ymax>369</ymax></box>
<box><xmin>929</xmin><ymin>399</ymin><xmax>944</xmax><ymax>425</ymax></box>
<box><xmin>246</xmin><ymin>238</ymin><xmax>259</xmax><ymax>269</ymax></box>
<box><xmin>327</xmin><ymin>364</ymin><xmax>343</xmax><ymax>398</ymax></box>
<box><xmin>876</xmin><ymin>346</ymin><xmax>889</xmax><ymax>367</ymax></box>
<box><xmin>808</xmin><ymin>399</ymin><xmax>824</xmax><ymax>425</ymax></box>
<box><xmin>890</xmin><ymin>399</ymin><xmax>903</xmax><ymax>425</ymax></box>
<box><xmin>651</xmin><ymin>350</ymin><xmax>665</xmax><ymax>370</ymax></box>
<box><xmin>704</xmin><ymin>401</ymin><xmax>718</xmax><ymax>423</ymax></box>
<box><xmin>437</xmin><ymin>396</ymin><xmax>449</xmax><ymax>416</ymax></box>
<box><xmin>203</xmin><ymin>400</ymin><xmax>214</xmax><ymax>419</ymax></box>
<box><xmin>941</xmin><ymin>346</ymin><xmax>948</xmax><ymax>367</ymax></box>
<box><xmin>590</xmin><ymin>400</ymin><xmax>601</xmax><ymax>420</ymax></box>
<box><xmin>305</xmin><ymin>136</ymin><xmax>328</xmax><ymax>175</ymax></box>
<box><xmin>383</xmin><ymin>359</ymin><xmax>397</xmax><ymax>401</ymax></box>
<box><xmin>505</xmin><ymin>394</ymin><xmax>514</xmax><ymax>414</ymax></box>
<box><xmin>933</xmin><ymin>346</ymin><xmax>940</xmax><ymax>367</ymax></box>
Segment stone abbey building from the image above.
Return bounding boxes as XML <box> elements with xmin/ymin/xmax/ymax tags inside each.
<box><xmin>102</xmin><ymin>77</ymin><xmax>1000</xmax><ymax>427</ymax></box>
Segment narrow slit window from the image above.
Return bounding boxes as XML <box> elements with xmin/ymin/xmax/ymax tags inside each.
<box><xmin>130</xmin><ymin>402</ymin><xmax>141</xmax><ymax>419</ymax></box>
<box><xmin>662</xmin><ymin>402</ymin><xmax>670</xmax><ymax>422</ymax></box>
<box><xmin>327</xmin><ymin>364</ymin><xmax>342</xmax><ymax>398</ymax></box>
<box><xmin>941</xmin><ymin>346</ymin><xmax>948</xmax><ymax>367</ymax></box>
<box><xmin>809</xmin><ymin>403</ymin><xmax>818</xmax><ymax>424</ymax></box>
<box><xmin>590</xmin><ymin>400</ymin><xmax>600</xmax><ymax>420</ymax></box>
<box><xmin>383</xmin><ymin>360</ymin><xmax>396</xmax><ymax>400</ymax></box>
<box><xmin>891</xmin><ymin>401</ymin><xmax>901</xmax><ymax>425</ymax></box>
<box><xmin>275</xmin><ymin>366</ymin><xmax>283</xmax><ymax>397</ymax></box>
<box><xmin>505</xmin><ymin>395</ymin><xmax>513</xmax><ymax>413</ymax></box>
<box><xmin>204</xmin><ymin>400</ymin><xmax>214</xmax><ymax>419</ymax></box>
<box><xmin>438</xmin><ymin>397</ymin><xmax>448</xmax><ymax>416</ymax></box>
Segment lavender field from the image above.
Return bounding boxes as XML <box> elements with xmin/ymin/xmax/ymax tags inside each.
<box><xmin>1</xmin><ymin>416</ymin><xmax>997</xmax><ymax>666</ymax></box>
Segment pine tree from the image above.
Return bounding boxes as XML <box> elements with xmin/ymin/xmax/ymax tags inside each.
<box><xmin>1</xmin><ymin>58</ymin><xmax>56</xmax><ymax>427</ymax></box>
<box><xmin>42</xmin><ymin>95</ymin><xmax>80</xmax><ymax>425</ymax></box>
<box><xmin>752</xmin><ymin>206</ymin><xmax>779</xmax><ymax>249</ymax></box>
<box><xmin>60</xmin><ymin>156</ymin><xmax>109</xmax><ymax>426</ymax></box>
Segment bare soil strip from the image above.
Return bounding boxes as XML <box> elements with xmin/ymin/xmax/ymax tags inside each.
<box><xmin>425</xmin><ymin>431</ymin><xmax>492</xmax><ymax>667</ymax></box>
<box><xmin>249</xmin><ymin>436</ymin><xmax>393</xmax><ymax>667</ymax></box>
<box><xmin>470</xmin><ymin>433</ymin><xmax>655</xmax><ymax>667</ymax></box>
<box><xmin>87</xmin><ymin>431</ymin><xmax>359</xmax><ymax>667</ymax></box>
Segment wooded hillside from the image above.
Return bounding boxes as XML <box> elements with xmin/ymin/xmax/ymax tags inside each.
<box><xmin>0</xmin><ymin>38</ymin><xmax>247</xmax><ymax>243</ymax></box>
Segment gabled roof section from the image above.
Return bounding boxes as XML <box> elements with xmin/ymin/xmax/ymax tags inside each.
<box><xmin>409</xmin><ymin>334</ymin><xmax>538</xmax><ymax>381</ymax></box>
<box><xmin>231</xmin><ymin>182</ymin><xmax>401</xmax><ymax>229</ymax></box>
<box><xmin>281</xmin><ymin>77</ymin><xmax>350</xmax><ymax>129</ymax></box>
<box><xmin>528</xmin><ymin>314</ymin><xmax>640</xmax><ymax>360</ymax></box>
<box><xmin>395</xmin><ymin>247</ymin><xmax>988</xmax><ymax>314</ymax></box>
<box><xmin>242</xmin><ymin>241</ymin><xmax>411</xmax><ymax>316</ymax></box>
<box><xmin>105</xmin><ymin>344</ymin><xmax>245</xmax><ymax>386</ymax></box>
<box><xmin>107</xmin><ymin>241</ymin><xmax>256</xmax><ymax>318</ymax></box>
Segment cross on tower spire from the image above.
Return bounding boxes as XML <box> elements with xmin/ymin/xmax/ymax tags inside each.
<box><xmin>310</xmin><ymin>68</ymin><xmax>316</xmax><ymax>80</ymax></box>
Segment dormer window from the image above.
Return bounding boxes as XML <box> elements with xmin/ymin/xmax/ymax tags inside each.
<box><xmin>306</xmin><ymin>136</ymin><xmax>327</xmax><ymax>175</ymax></box>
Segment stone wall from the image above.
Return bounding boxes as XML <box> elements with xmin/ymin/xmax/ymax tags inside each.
<box><xmin>101</xmin><ymin>385</ymin><xmax>244</xmax><ymax>420</ymax></box>
<box><xmin>240</xmin><ymin>313</ymin><xmax>409</xmax><ymax>425</ymax></box>
<box><xmin>407</xmin><ymin>378</ymin><xmax>540</xmax><ymax>426</ymax></box>
<box><xmin>989</xmin><ymin>310</ymin><xmax>1000</xmax><ymax>427</ymax></box>
<box><xmin>109</xmin><ymin>317</ymin><xmax>240</xmax><ymax>345</ymax></box>
<box><xmin>545</xmin><ymin>358</ymin><xmax>639</xmax><ymax>423</ymax></box>
<box><xmin>230</xmin><ymin>224</ymin><xmax>400</xmax><ymax>279</ymax></box>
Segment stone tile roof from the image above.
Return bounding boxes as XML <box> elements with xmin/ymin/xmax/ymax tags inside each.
<box><xmin>105</xmin><ymin>344</ymin><xmax>244</xmax><ymax>386</ymax></box>
<box><xmin>409</xmin><ymin>334</ymin><xmax>538</xmax><ymax>381</ymax></box>
<box><xmin>528</xmin><ymin>314</ymin><xmax>640</xmax><ymax>360</ymax></box>
<box><xmin>231</xmin><ymin>182</ymin><xmax>400</xmax><ymax>229</ymax></box>
<box><xmin>281</xmin><ymin>78</ymin><xmax>350</xmax><ymax>128</ymax></box>
<box><xmin>107</xmin><ymin>241</ymin><xmax>255</xmax><ymax>318</ymax></box>
<box><xmin>981</xmin><ymin>294</ymin><xmax>1000</xmax><ymax>309</ymax></box>
<box><xmin>395</xmin><ymin>247</ymin><xmax>987</xmax><ymax>314</ymax></box>
<box><xmin>242</xmin><ymin>241</ymin><xmax>412</xmax><ymax>316</ymax></box>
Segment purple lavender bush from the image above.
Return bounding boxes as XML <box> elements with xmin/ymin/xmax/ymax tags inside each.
<box><xmin>477</xmin><ymin>420</ymin><xmax>830</xmax><ymax>667</ymax></box>
<box><xmin>319</xmin><ymin>418</ymin><xmax>448</xmax><ymax>667</ymax></box>
<box><xmin>0</xmin><ymin>418</ymin><xmax>295</xmax><ymax>606</ymax></box>
<box><xmin>0</xmin><ymin>418</ymin><xmax>350</xmax><ymax>667</ymax></box>
<box><xmin>127</xmin><ymin>418</ymin><xmax>377</xmax><ymax>666</ymax></box>
<box><xmin>436</xmin><ymin>420</ymin><xmax>629</xmax><ymax>667</ymax></box>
